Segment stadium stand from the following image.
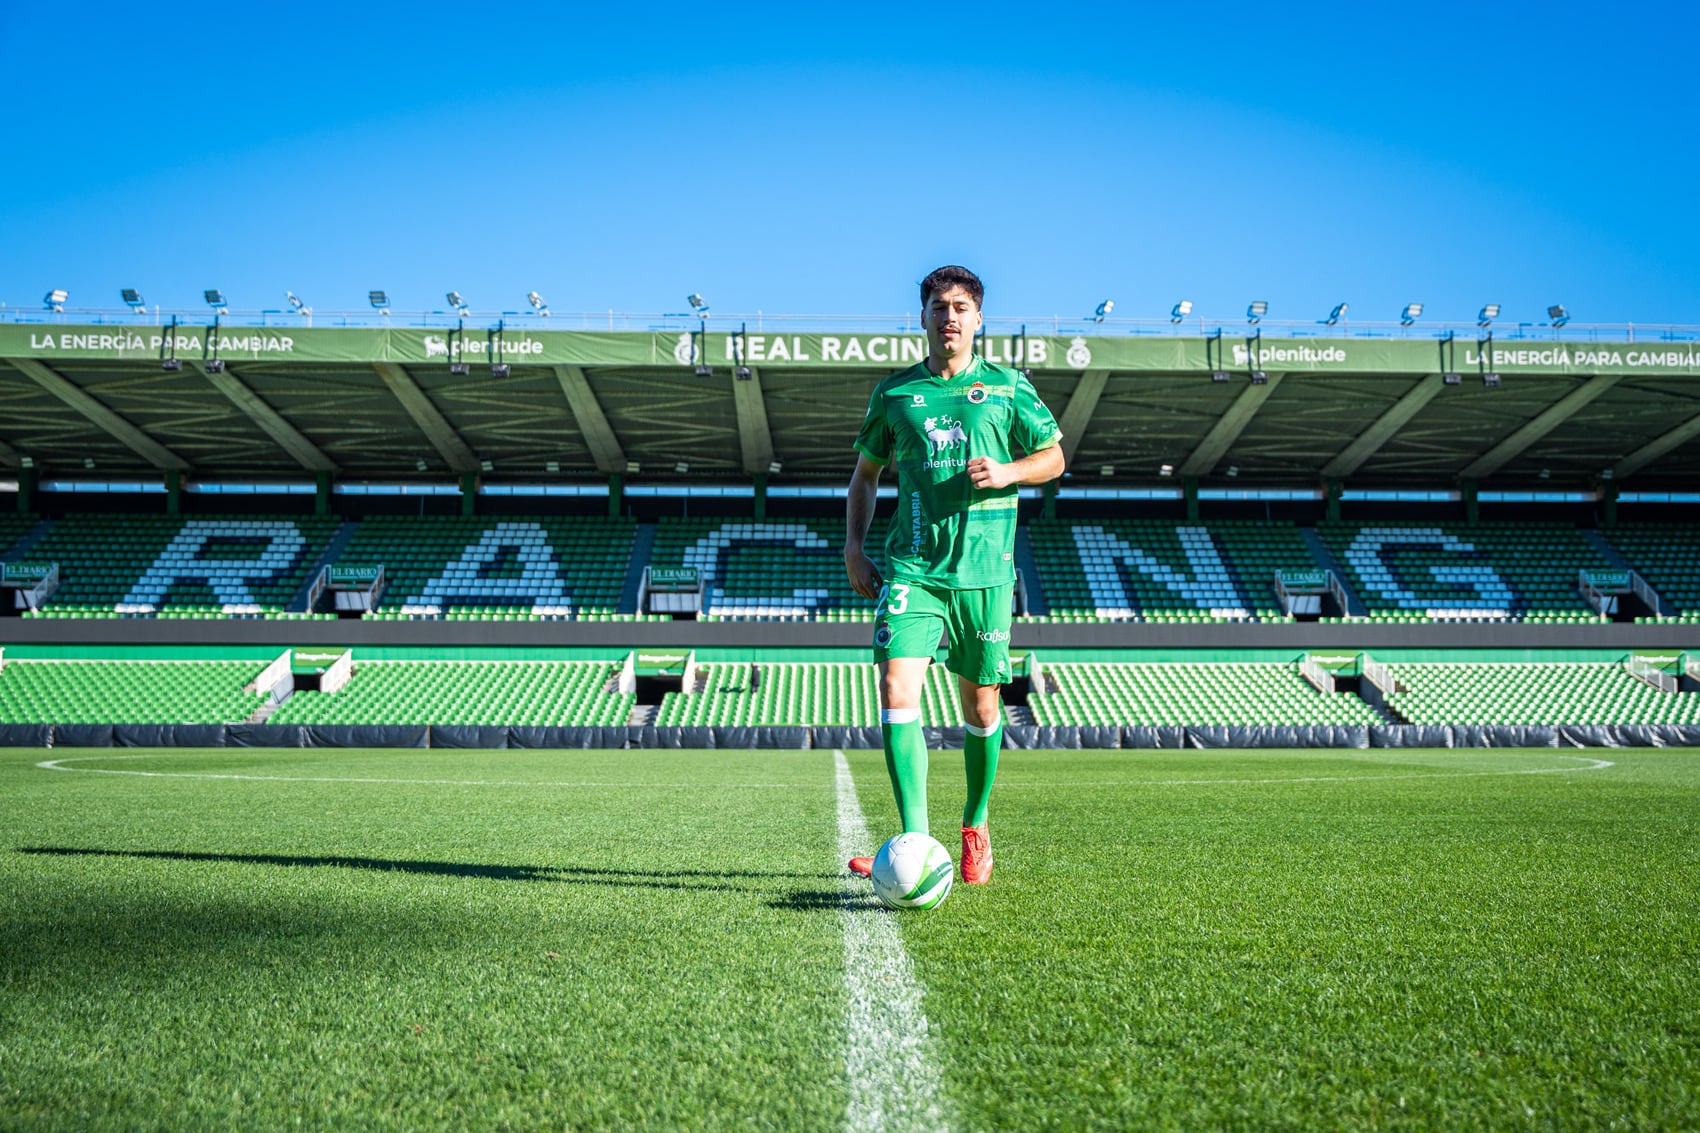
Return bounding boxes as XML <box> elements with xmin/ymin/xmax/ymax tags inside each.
<box><xmin>337</xmin><ymin>516</ymin><xmax>638</xmax><ymax>620</ymax></box>
<box><xmin>654</xmin><ymin>661</ymin><xmax>959</xmax><ymax>727</ymax></box>
<box><xmin>15</xmin><ymin>514</ymin><xmax>338</xmax><ymax>617</ymax></box>
<box><xmin>0</xmin><ymin>514</ymin><xmax>37</xmax><ymax>557</ymax></box>
<box><xmin>1316</xmin><ymin>522</ymin><xmax>1619</xmax><ymax>622</ymax></box>
<box><xmin>648</xmin><ymin>518</ymin><xmax>889</xmax><ymax>620</ymax></box>
<box><xmin>0</xmin><ymin>660</ymin><xmax>267</xmax><ymax>724</ymax></box>
<box><xmin>1379</xmin><ymin>661</ymin><xmax>1700</xmax><ymax>726</ymax></box>
<box><xmin>1604</xmin><ymin>524</ymin><xmax>1700</xmax><ymax>622</ymax></box>
<box><xmin>1029</xmin><ymin>662</ymin><xmax>1386</xmax><ymax>727</ymax></box>
<box><xmin>268</xmin><ymin>661</ymin><xmax>633</xmax><ymax>726</ymax></box>
<box><xmin>1026</xmin><ymin>520</ymin><xmax>1315</xmax><ymax>622</ymax></box>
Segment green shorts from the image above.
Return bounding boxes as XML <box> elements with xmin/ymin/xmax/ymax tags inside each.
<box><xmin>871</xmin><ymin>580</ymin><xmax>1013</xmax><ymax>686</ymax></box>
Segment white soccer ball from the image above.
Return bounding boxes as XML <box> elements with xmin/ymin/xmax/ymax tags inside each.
<box><xmin>871</xmin><ymin>832</ymin><xmax>954</xmax><ymax>910</ymax></box>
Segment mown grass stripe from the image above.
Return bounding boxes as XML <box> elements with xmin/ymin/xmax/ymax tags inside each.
<box><xmin>834</xmin><ymin>749</ymin><xmax>950</xmax><ymax>1133</ymax></box>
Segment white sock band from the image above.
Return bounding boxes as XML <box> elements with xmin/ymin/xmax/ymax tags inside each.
<box><xmin>965</xmin><ymin>723</ymin><xmax>1000</xmax><ymax>738</ymax></box>
<box><xmin>881</xmin><ymin>708</ymin><xmax>921</xmax><ymax>725</ymax></box>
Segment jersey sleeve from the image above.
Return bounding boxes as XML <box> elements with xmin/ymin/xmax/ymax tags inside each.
<box><xmin>852</xmin><ymin>384</ymin><xmax>894</xmax><ymax>465</ymax></box>
<box><xmin>1011</xmin><ymin>372</ymin><xmax>1062</xmax><ymax>454</ymax></box>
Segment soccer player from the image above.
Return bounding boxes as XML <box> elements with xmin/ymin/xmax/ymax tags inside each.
<box><xmin>844</xmin><ymin>265</ymin><xmax>1064</xmax><ymax>884</ymax></box>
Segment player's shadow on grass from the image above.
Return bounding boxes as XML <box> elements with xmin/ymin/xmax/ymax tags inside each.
<box><xmin>17</xmin><ymin>847</ymin><xmax>837</xmax><ymax>894</ymax></box>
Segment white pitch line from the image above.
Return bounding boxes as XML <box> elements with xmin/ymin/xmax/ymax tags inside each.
<box><xmin>32</xmin><ymin>755</ymin><xmax>807</xmax><ymax>790</ymax></box>
<box><xmin>834</xmin><ymin>749</ymin><xmax>950</xmax><ymax>1133</ymax></box>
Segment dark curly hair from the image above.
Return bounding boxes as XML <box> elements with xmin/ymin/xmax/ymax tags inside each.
<box><xmin>920</xmin><ymin>265</ymin><xmax>983</xmax><ymax>309</ymax></box>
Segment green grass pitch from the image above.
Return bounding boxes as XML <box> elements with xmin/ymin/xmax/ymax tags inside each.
<box><xmin>2</xmin><ymin>745</ymin><xmax>1696</xmax><ymax>1130</ymax></box>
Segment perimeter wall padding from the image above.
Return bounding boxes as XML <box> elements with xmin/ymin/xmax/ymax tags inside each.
<box><xmin>1558</xmin><ymin>723</ymin><xmax>1700</xmax><ymax>747</ymax></box>
<box><xmin>114</xmin><ymin>723</ymin><xmax>226</xmax><ymax>748</ymax></box>
<box><xmin>1371</xmin><ymin>724</ymin><xmax>1455</xmax><ymax>748</ymax></box>
<box><xmin>54</xmin><ymin>724</ymin><xmax>114</xmax><ymax>747</ymax></box>
<box><xmin>304</xmin><ymin>725</ymin><xmax>429</xmax><ymax>749</ymax></box>
<box><xmin>813</xmin><ymin>726</ymin><xmax>883</xmax><ymax>751</ymax></box>
<box><xmin>432</xmin><ymin>725</ymin><xmax>510</xmax><ymax>749</ymax></box>
<box><xmin>1119</xmin><ymin>726</ymin><xmax>1186</xmax><ymax>749</ymax></box>
<box><xmin>0</xmin><ymin>723</ymin><xmax>52</xmax><ymax>746</ymax></box>
<box><xmin>227</xmin><ymin>724</ymin><xmax>304</xmax><ymax>747</ymax></box>
<box><xmin>5</xmin><ymin>722</ymin><xmax>1700</xmax><ymax>749</ymax></box>
<box><xmin>924</xmin><ymin>726</ymin><xmax>966</xmax><ymax>750</ymax></box>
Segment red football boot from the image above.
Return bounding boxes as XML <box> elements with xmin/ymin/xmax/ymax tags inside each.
<box><xmin>960</xmin><ymin>824</ymin><xmax>993</xmax><ymax>884</ymax></box>
<box><xmin>847</xmin><ymin>856</ymin><xmax>874</xmax><ymax>878</ymax></box>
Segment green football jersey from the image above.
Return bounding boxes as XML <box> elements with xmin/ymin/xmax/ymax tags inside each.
<box><xmin>853</xmin><ymin>355</ymin><xmax>1061</xmax><ymax>590</ymax></box>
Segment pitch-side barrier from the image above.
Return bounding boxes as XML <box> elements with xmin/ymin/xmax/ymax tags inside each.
<box><xmin>5</xmin><ymin>722</ymin><xmax>1700</xmax><ymax>749</ymax></box>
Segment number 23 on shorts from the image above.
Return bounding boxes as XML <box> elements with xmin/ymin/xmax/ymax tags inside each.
<box><xmin>875</xmin><ymin>583</ymin><xmax>910</xmax><ymax>617</ymax></box>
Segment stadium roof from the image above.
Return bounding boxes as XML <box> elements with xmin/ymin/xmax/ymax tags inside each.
<box><xmin>3</xmin><ymin>321</ymin><xmax>1699</xmax><ymax>490</ymax></box>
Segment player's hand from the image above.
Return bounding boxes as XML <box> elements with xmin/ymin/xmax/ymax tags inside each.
<box><xmin>845</xmin><ymin>549</ymin><xmax>884</xmax><ymax>601</ymax></box>
<box><xmin>968</xmin><ymin>455</ymin><xmax>1015</xmax><ymax>490</ymax></box>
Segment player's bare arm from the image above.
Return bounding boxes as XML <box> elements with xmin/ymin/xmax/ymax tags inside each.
<box><xmin>844</xmin><ymin>453</ymin><xmax>885</xmax><ymax>600</ymax></box>
<box><xmin>967</xmin><ymin>442</ymin><xmax>1065</xmax><ymax>491</ymax></box>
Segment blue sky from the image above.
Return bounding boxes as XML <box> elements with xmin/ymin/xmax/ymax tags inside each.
<box><xmin>3</xmin><ymin>2</ymin><xmax>1696</xmax><ymax>327</ymax></box>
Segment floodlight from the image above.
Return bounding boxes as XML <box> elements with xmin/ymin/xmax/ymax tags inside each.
<box><xmin>1158</xmin><ymin>463</ymin><xmax>1175</xmax><ymax>477</ymax></box>
<box><xmin>735</xmin><ymin>365</ymin><xmax>753</xmax><ymax>381</ymax></box>
<box><xmin>1443</xmin><ymin>372</ymin><xmax>1463</xmax><ymax>385</ymax></box>
<box><xmin>1211</xmin><ymin>370</ymin><xmax>1231</xmax><ymax>382</ymax></box>
<box><xmin>675</xmin><ymin>461</ymin><xmax>690</xmax><ymax>474</ymax></box>
<box><xmin>546</xmin><ymin>460</ymin><xmax>560</xmax><ymax>473</ymax></box>
<box><xmin>1600</xmin><ymin>467</ymin><xmax>1614</xmax><ymax>481</ymax></box>
<box><xmin>1249</xmin><ymin>370</ymin><xmax>1269</xmax><ymax>385</ymax></box>
<box><xmin>687</xmin><ymin>293</ymin><xmax>709</xmax><ymax>319</ymax></box>
<box><xmin>369</xmin><ymin>290</ymin><xmax>390</xmax><ymax>314</ymax></box>
<box><xmin>1325</xmin><ymin>302</ymin><xmax>1348</xmax><ymax>326</ymax></box>
<box><xmin>84</xmin><ymin>456</ymin><xmax>95</xmax><ymax>470</ymax></box>
<box><xmin>480</xmin><ymin>458</ymin><xmax>493</xmax><ymax>473</ymax></box>
<box><xmin>44</xmin><ymin>289</ymin><xmax>67</xmax><ymax>312</ymax></box>
<box><xmin>1538</xmin><ymin>468</ymin><xmax>1550</xmax><ymax>480</ymax></box>
<box><xmin>767</xmin><ymin>461</ymin><xmax>782</xmax><ymax>475</ymax></box>
<box><xmin>204</xmin><ymin>289</ymin><xmax>227</xmax><ymax>313</ymax></box>
<box><xmin>1483</xmin><ymin>372</ymin><xmax>1502</xmax><ymax>388</ymax></box>
<box><xmin>205</xmin><ymin>359</ymin><xmax>225</xmax><ymax>374</ymax></box>
<box><xmin>1478</xmin><ymin>303</ymin><xmax>1500</xmax><ymax>327</ymax></box>
<box><xmin>694</xmin><ymin>362</ymin><xmax>713</xmax><ymax>378</ymax></box>
<box><xmin>1401</xmin><ymin>302</ymin><xmax>1423</xmax><ymax>325</ymax></box>
<box><xmin>1247</xmin><ymin>300</ymin><xmax>1267</xmax><ymax>324</ymax></box>
<box><xmin>450</xmin><ymin>361</ymin><xmax>470</xmax><ymax>375</ymax></box>
<box><xmin>1547</xmin><ymin>304</ymin><xmax>1570</xmax><ymax>327</ymax></box>
<box><xmin>161</xmin><ymin>358</ymin><xmax>183</xmax><ymax>372</ymax></box>
<box><xmin>446</xmin><ymin>291</ymin><xmax>469</xmax><ymax>316</ymax></box>
<box><xmin>1170</xmin><ymin>300</ymin><xmax>1193</xmax><ymax>323</ymax></box>
<box><xmin>527</xmin><ymin>290</ymin><xmax>550</xmax><ymax>316</ymax></box>
<box><xmin>491</xmin><ymin>362</ymin><xmax>511</xmax><ymax>378</ymax></box>
<box><xmin>1100</xmin><ymin>465</ymin><xmax>1115</xmax><ymax>477</ymax></box>
<box><xmin>18</xmin><ymin>455</ymin><xmax>32</xmax><ymax>469</ymax></box>
<box><xmin>1226</xmin><ymin>465</ymin><xmax>1239</xmax><ymax>478</ymax></box>
<box><xmin>1093</xmin><ymin>299</ymin><xmax>1114</xmax><ymax>323</ymax></box>
<box><xmin>121</xmin><ymin>288</ymin><xmax>146</xmax><ymax>312</ymax></box>
<box><xmin>415</xmin><ymin>458</ymin><xmax>428</xmax><ymax>472</ymax></box>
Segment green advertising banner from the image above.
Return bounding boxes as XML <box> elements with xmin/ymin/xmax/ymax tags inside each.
<box><xmin>291</xmin><ymin>647</ymin><xmax>349</xmax><ymax>675</ymax></box>
<box><xmin>5</xmin><ymin>324</ymin><xmax>1700</xmax><ymax>376</ymax></box>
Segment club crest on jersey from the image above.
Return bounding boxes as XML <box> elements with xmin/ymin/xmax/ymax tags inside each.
<box><xmin>911</xmin><ymin>393</ymin><xmax>927</xmax><ymax>405</ymax></box>
<box><xmin>967</xmin><ymin>382</ymin><xmax>988</xmax><ymax>404</ymax></box>
<box><xmin>923</xmin><ymin>416</ymin><xmax>967</xmax><ymax>456</ymax></box>
<box><xmin>874</xmin><ymin>624</ymin><xmax>893</xmax><ymax>647</ymax></box>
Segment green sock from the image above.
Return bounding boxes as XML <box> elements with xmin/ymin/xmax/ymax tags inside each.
<box><xmin>962</xmin><ymin>721</ymin><xmax>1001</xmax><ymax>829</ymax></box>
<box><xmin>881</xmin><ymin>708</ymin><xmax>928</xmax><ymax>834</ymax></box>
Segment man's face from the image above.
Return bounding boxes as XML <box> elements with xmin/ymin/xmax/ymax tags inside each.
<box><xmin>923</xmin><ymin>284</ymin><xmax>983</xmax><ymax>358</ymax></box>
